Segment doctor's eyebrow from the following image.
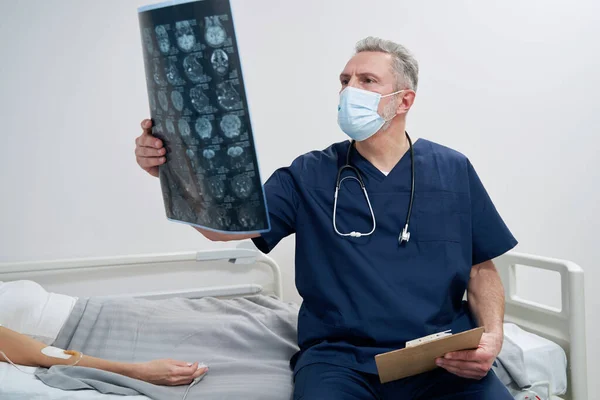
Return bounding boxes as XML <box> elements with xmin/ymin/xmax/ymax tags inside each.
<box><xmin>339</xmin><ymin>72</ymin><xmax>382</xmax><ymax>83</ymax></box>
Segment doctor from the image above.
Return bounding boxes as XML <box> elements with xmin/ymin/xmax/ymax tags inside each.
<box><xmin>135</xmin><ymin>37</ymin><xmax>517</xmax><ymax>399</ymax></box>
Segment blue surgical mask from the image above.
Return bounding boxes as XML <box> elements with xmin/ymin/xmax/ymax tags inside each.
<box><xmin>337</xmin><ymin>86</ymin><xmax>404</xmax><ymax>141</ymax></box>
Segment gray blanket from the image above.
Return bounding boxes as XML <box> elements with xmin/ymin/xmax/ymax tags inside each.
<box><xmin>35</xmin><ymin>295</ymin><xmax>299</xmax><ymax>400</ymax></box>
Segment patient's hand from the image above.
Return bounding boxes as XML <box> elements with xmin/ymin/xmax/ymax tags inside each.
<box><xmin>435</xmin><ymin>332</ymin><xmax>502</xmax><ymax>380</ymax></box>
<box><xmin>135</xmin><ymin>360</ymin><xmax>208</xmax><ymax>386</ymax></box>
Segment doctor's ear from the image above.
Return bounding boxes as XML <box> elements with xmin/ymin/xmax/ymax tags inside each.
<box><xmin>396</xmin><ymin>90</ymin><xmax>416</xmax><ymax>114</ymax></box>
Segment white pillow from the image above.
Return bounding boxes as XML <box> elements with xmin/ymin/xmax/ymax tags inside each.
<box><xmin>504</xmin><ymin>323</ymin><xmax>568</xmax><ymax>396</ymax></box>
<box><xmin>0</xmin><ymin>280</ymin><xmax>77</xmax><ymax>345</ymax></box>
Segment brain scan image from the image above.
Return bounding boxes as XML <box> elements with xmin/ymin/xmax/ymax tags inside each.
<box><xmin>171</xmin><ymin>90</ymin><xmax>184</xmax><ymax>112</ymax></box>
<box><xmin>237</xmin><ymin>206</ymin><xmax>259</xmax><ymax>229</ymax></box>
<box><xmin>201</xmin><ymin>148</ymin><xmax>220</xmax><ymax>170</ymax></box>
<box><xmin>149</xmin><ymin>91</ymin><xmax>156</xmax><ymax>112</ymax></box>
<box><xmin>155</xmin><ymin>25</ymin><xmax>171</xmax><ymax>54</ymax></box>
<box><xmin>227</xmin><ymin>146</ymin><xmax>247</xmax><ymax>169</ymax></box>
<box><xmin>227</xmin><ymin>146</ymin><xmax>243</xmax><ymax>158</ymax></box>
<box><xmin>165</xmin><ymin>59</ymin><xmax>186</xmax><ymax>86</ymax></box>
<box><xmin>175</xmin><ymin>21</ymin><xmax>196</xmax><ymax>52</ymax></box>
<box><xmin>189</xmin><ymin>85</ymin><xmax>210</xmax><ymax>113</ymax></box>
<box><xmin>158</xmin><ymin>90</ymin><xmax>169</xmax><ymax>111</ymax></box>
<box><xmin>140</xmin><ymin>6</ymin><xmax>270</xmax><ymax>232</ymax></box>
<box><xmin>203</xmin><ymin>149</ymin><xmax>215</xmax><ymax>160</ymax></box>
<box><xmin>206</xmin><ymin>176</ymin><xmax>226</xmax><ymax>199</ymax></box>
<box><xmin>216</xmin><ymin>81</ymin><xmax>241</xmax><ymax>110</ymax></box>
<box><xmin>195</xmin><ymin>117</ymin><xmax>213</xmax><ymax>140</ymax></box>
<box><xmin>183</xmin><ymin>54</ymin><xmax>206</xmax><ymax>83</ymax></box>
<box><xmin>204</xmin><ymin>16</ymin><xmax>227</xmax><ymax>48</ymax></box>
<box><xmin>142</xmin><ymin>28</ymin><xmax>154</xmax><ymax>55</ymax></box>
<box><xmin>178</xmin><ymin>118</ymin><xmax>193</xmax><ymax>141</ymax></box>
<box><xmin>210</xmin><ymin>49</ymin><xmax>229</xmax><ymax>76</ymax></box>
<box><xmin>219</xmin><ymin>114</ymin><xmax>241</xmax><ymax>138</ymax></box>
<box><xmin>231</xmin><ymin>174</ymin><xmax>254</xmax><ymax>199</ymax></box>
<box><xmin>166</xmin><ymin>118</ymin><xmax>176</xmax><ymax>135</ymax></box>
<box><xmin>153</xmin><ymin>59</ymin><xmax>168</xmax><ymax>87</ymax></box>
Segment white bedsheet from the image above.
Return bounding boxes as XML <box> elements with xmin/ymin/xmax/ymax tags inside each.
<box><xmin>0</xmin><ymin>364</ymin><xmax>150</xmax><ymax>400</ymax></box>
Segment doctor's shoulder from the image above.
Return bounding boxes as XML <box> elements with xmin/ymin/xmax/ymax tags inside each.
<box><xmin>417</xmin><ymin>139</ymin><xmax>482</xmax><ymax>189</ymax></box>
<box><xmin>419</xmin><ymin>138</ymin><xmax>469</xmax><ymax>164</ymax></box>
<box><xmin>267</xmin><ymin>141</ymin><xmax>346</xmax><ymax>189</ymax></box>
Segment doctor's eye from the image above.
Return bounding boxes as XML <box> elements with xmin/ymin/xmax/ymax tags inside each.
<box><xmin>340</xmin><ymin>79</ymin><xmax>349</xmax><ymax>86</ymax></box>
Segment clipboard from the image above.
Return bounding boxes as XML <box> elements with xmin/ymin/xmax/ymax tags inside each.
<box><xmin>375</xmin><ymin>327</ymin><xmax>484</xmax><ymax>383</ymax></box>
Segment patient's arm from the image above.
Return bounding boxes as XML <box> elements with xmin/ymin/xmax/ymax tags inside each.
<box><xmin>0</xmin><ymin>326</ymin><xmax>206</xmax><ymax>386</ymax></box>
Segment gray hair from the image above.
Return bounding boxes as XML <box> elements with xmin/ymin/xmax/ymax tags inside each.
<box><xmin>355</xmin><ymin>37</ymin><xmax>419</xmax><ymax>91</ymax></box>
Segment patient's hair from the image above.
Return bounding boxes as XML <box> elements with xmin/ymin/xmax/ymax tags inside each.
<box><xmin>355</xmin><ymin>37</ymin><xmax>419</xmax><ymax>91</ymax></box>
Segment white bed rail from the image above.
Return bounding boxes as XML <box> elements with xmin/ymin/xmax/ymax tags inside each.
<box><xmin>0</xmin><ymin>247</ymin><xmax>283</xmax><ymax>300</ymax></box>
<box><xmin>495</xmin><ymin>252</ymin><xmax>587</xmax><ymax>400</ymax></box>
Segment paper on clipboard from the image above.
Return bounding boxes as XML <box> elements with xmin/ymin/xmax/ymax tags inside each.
<box><xmin>375</xmin><ymin>327</ymin><xmax>484</xmax><ymax>383</ymax></box>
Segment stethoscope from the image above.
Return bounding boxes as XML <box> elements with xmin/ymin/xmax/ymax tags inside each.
<box><xmin>333</xmin><ymin>132</ymin><xmax>415</xmax><ymax>244</ymax></box>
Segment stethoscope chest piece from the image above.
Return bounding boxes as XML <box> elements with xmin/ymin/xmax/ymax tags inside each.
<box><xmin>399</xmin><ymin>224</ymin><xmax>411</xmax><ymax>244</ymax></box>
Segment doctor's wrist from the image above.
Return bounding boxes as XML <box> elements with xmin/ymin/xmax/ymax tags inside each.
<box><xmin>485</xmin><ymin>325</ymin><xmax>504</xmax><ymax>338</ymax></box>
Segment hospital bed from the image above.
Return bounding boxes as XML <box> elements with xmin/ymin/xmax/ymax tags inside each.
<box><xmin>0</xmin><ymin>245</ymin><xmax>588</xmax><ymax>399</ymax></box>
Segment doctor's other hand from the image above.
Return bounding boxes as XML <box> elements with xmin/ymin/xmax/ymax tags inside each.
<box><xmin>134</xmin><ymin>359</ymin><xmax>207</xmax><ymax>386</ymax></box>
<box><xmin>135</xmin><ymin>119</ymin><xmax>166</xmax><ymax>178</ymax></box>
<box><xmin>434</xmin><ymin>332</ymin><xmax>503</xmax><ymax>380</ymax></box>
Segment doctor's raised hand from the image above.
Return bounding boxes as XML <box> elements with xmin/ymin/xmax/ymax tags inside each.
<box><xmin>135</xmin><ymin>119</ymin><xmax>166</xmax><ymax>178</ymax></box>
<box><xmin>134</xmin><ymin>118</ymin><xmax>258</xmax><ymax>242</ymax></box>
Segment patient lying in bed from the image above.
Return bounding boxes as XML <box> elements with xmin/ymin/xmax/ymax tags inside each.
<box><xmin>0</xmin><ymin>280</ymin><xmax>207</xmax><ymax>386</ymax></box>
<box><xmin>1</xmin><ymin>280</ymin><xmax>567</xmax><ymax>400</ymax></box>
<box><xmin>0</xmin><ymin>280</ymin><xmax>299</xmax><ymax>400</ymax></box>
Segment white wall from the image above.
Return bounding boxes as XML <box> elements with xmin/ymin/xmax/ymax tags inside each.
<box><xmin>0</xmin><ymin>0</ymin><xmax>598</xmax><ymax>397</ymax></box>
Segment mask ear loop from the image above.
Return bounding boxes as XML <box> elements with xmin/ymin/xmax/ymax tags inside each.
<box><xmin>378</xmin><ymin>89</ymin><xmax>406</xmax><ymax>125</ymax></box>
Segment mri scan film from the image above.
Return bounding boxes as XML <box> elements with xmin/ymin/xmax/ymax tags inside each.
<box><xmin>139</xmin><ymin>0</ymin><xmax>269</xmax><ymax>233</ymax></box>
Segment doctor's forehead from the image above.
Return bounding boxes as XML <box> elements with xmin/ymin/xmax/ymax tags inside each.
<box><xmin>340</xmin><ymin>51</ymin><xmax>395</xmax><ymax>81</ymax></box>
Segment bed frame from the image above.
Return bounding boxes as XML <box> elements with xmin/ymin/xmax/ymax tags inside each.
<box><xmin>0</xmin><ymin>245</ymin><xmax>283</xmax><ymax>300</ymax></box>
<box><xmin>495</xmin><ymin>252</ymin><xmax>588</xmax><ymax>400</ymax></box>
<box><xmin>0</xmin><ymin>247</ymin><xmax>588</xmax><ymax>399</ymax></box>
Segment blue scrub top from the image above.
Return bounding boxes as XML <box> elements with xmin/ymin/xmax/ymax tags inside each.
<box><xmin>252</xmin><ymin>138</ymin><xmax>517</xmax><ymax>375</ymax></box>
